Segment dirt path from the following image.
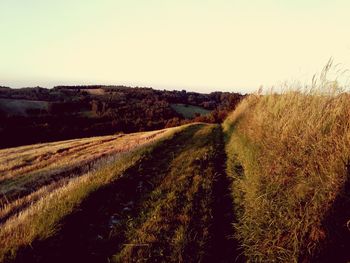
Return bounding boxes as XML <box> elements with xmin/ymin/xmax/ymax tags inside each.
<box><xmin>204</xmin><ymin>127</ymin><xmax>244</xmax><ymax>263</ymax></box>
<box><xmin>10</xmin><ymin>124</ymin><xmax>241</xmax><ymax>263</ymax></box>
<box><xmin>12</xmin><ymin>125</ymin><xmax>204</xmax><ymax>263</ymax></box>
<box><xmin>113</xmin><ymin>125</ymin><xmax>242</xmax><ymax>262</ymax></box>
<box><xmin>114</xmin><ymin>125</ymin><xmax>218</xmax><ymax>262</ymax></box>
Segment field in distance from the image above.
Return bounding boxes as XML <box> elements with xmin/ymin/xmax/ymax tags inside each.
<box><xmin>170</xmin><ymin>103</ymin><xmax>211</xmax><ymax>118</ymax></box>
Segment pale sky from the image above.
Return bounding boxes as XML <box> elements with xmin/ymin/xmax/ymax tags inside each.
<box><xmin>0</xmin><ymin>0</ymin><xmax>349</xmax><ymax>93</ymax></box>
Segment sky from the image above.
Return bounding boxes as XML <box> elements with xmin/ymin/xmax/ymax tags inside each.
<box><xmin>0</xmin><ymin>0</ymin><xmax>350</xmax><ymax>93</ymax></box>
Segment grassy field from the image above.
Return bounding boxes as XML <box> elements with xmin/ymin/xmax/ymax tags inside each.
<box><xmin>0</xmin><ymin>123</ymin><xmax>240</xmax><ymax>262</ymax></box>
<box><xmin>0</xmin><ymin>98</ymin><xmax>48</xmax><ymax>116</ymax></box>
<box><xmin>0</xmin><ymin>127</ymin><xmax>178</xmax><ymax>261</ymax></box>
<box><xmin>0</xmin><ymin>130</ymin><xmax>168</xmax><ymax>221</ymax></box>
<box><xmin>170</xmin><ymin>103</ymin><xmax>211</xmax><ymax>118</ymax></box>
<box><xmin>1</xmin><ymin>71</ymin><xmax>350</xmax><ymax>262</ymax></box>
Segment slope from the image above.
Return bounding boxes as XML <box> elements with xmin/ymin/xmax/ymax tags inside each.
<box><xmin>0</xmin><ymin>123</ymin><xmax>241</xmax><ymax>263</ymax></box>
<box><xmin>223</xmin><ymin>90</ymin><xmax>350</xmax><ymax>262</ymax></box>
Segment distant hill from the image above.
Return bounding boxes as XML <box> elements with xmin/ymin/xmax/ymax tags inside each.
<box><xmin>0</xmin><ymin>85</ymin><xmax>243</xmax><ymax>148</ymax></box>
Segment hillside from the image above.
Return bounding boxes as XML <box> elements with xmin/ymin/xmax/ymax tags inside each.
<box><xmin>223</xmin><ymin>84</ymin><xmax>350</xmax><ymax>261</ymax></box>
<box><xmin>170</xmin><ymin>103</ymin><xmax>211</xmax><ymax>118</ymax></box>
<box><xmin>0</xmin><ymin>123</ymin><xmax>242</xmax><ymax>262</ymax></box>
<box><xmin>0</xmin><ymin>86</ymin><xmax>242</xmax><ymax>149</ymax></box>
<box><xmin>1</xmin><ymin>82</ymin><xmax>350</xmax><ymax>262</ymax></box>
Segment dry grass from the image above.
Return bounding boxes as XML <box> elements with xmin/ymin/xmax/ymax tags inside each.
<box><xmin>0</xmin><ymin>125</ymin><xmax>186</xmax><ymax>261</ymax></box>
<box><xmin>0</xmin><ymin>130</ymin><xmax>167</xmax><ymax>207</ymax></box>
<box><xmin>82</xmin><ymin>88</ymin><xmax>106</xmax><ymax>95</ymax></box>
<box><xmin>223</xmin><ymin>64</ymin><xmax>350</xmax><ymax>261</ymax></box>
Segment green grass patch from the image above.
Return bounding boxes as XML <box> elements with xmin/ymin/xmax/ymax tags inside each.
<box><xmin>170</xmin><ymin>103</ymin><xmax>210</xmax><ymax>118</ymax></box>
<box><xmin>0</xmin><ymin>98</ymin><xmax>48</xmax><ymax>116</ymax></box>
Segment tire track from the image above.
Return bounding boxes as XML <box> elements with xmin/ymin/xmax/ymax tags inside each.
<box><xmin>11</xmin><ymin>124</ymin><xmax>203</xmax><ymax>263</ymax></box>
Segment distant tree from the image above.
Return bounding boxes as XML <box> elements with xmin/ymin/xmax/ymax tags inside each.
<box><xmin>165</xmin><ymin>117</ymin><xmax>181</xmax><ymax>128</ymax></box>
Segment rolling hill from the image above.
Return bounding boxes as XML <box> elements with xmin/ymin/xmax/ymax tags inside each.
<box><xmin>0</xmin><ymin>86</ymin><xmax>242</xmax><ymax>149</ymax></box>
<box><xmin>0</xmin><ymin>123</ymin><xmax>241</xmax><ymax>262</ymax></box>
<box><xmin>1</xmin><ymin>84</ymin><xmax>350</xmax><ymax>262</ymax></box>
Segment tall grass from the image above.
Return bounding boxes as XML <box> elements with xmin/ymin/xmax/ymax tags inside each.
<box><xmin>224</xmin><ymin>63</ymin><xmax>350</xmax><ymax>261</ymax></box>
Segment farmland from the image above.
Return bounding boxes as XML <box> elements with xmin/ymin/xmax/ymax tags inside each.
<box><xmin>0</xmin><ymin>98</ymin><xmax>48</xmax><ymax>116</ymax></box>
<box><xmin>170</xmin><ymin>103</ymin><xmax>211</xmax><ymax>118</ymax></box>
<box><xmin>0</xmin><ymin>86</ymin><xmax>242</xmax><ymax>149</ymax></box>
<box><xmin>0</xmin><ymin>130</ymin><xmax>167</xmax><ymax>211</ymax></box>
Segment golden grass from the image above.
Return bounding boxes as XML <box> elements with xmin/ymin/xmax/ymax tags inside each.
<box><xmin>223</xmin><ymin>65</ymin><xmax>350</xmax><ymax>261</ymax></box>
<box><xmin>0</xmin><ymin>125</ymin><xmax>187</xmax><ymax>261</ymax></box>
<box><xmin>0</xmin><ymin>129</ymin><xmax>167</xmax><ymax>207</ymax></box>
<box><xmin>0</xmin><ymin>131</ymin><xmax>165</xmax><ymax>181</ymax></box>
